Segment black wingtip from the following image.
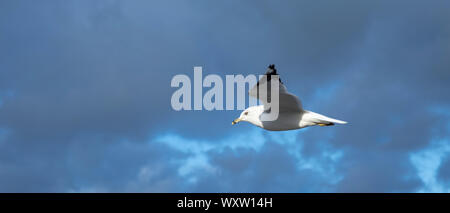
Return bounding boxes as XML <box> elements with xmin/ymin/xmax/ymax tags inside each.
<box><xmin>267</xmin><ymin>64</ymin><xmax>277</xmax><ymax>74</ymax></box>
<box><xmin>263</xmin><ymin>64</ymin><xmax>282</xmax><ymax>84</ymax></box>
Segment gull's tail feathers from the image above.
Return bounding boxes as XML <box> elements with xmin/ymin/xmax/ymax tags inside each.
<box><xmin>303</xmin><ymin>110</ymin><xmax>347</xmax><ymax>125</ymax></box>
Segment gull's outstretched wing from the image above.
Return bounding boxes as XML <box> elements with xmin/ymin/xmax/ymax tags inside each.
<box><xmin>249</xmin><ymin>64</ymin><xmax>303</xmax><ymax>113</ymax></box>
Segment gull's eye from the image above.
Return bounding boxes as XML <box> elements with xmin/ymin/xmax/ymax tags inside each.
<box><xmin>244</xmin><ymin>111</ymin><xmax>248</xmax><ymax>116</ymax></box>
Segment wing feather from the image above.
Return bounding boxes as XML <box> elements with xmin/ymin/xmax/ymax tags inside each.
<box><xmin>249</xmin><ymin>64</ymin><xmax>302</xmax><ymax>112</ymax></box>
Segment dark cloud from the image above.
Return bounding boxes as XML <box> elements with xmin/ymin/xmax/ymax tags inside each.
<box><xmin>335</xmin><ymin>150</ymin><xmax>422</xmax><ymax>192</ymax></box>
<box><xmin>0</xmin><ymin>0</ymin><xmax>449</xmax><ymax>192</ymax></box>
<box><xmin>0</xmin><ymin>134</ymin><xmax>189</xmax><ymax>192</ymax></box>
<box><xmin>437</xmin><ymin>155</ymin><xmax>450</xmax><ymax>187</ymax></box>
<box><xmin>191</xmin><ymin>141</ymin><xmax>333</xmax><ymax>192</ymax></box>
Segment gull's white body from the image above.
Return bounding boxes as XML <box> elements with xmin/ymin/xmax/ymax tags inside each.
<box><xmin>238</xmin><ymin>105</ymin><xmax>347</xmax><ymax>131</ymax></box>
<box><xmin>232</xmin><ymin>65</ymin><xmax>347</xmax><ymax>131</ymax></box>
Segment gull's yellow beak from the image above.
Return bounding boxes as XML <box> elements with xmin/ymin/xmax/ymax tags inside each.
<box><xmin>231</xmin><ymin>118</ymin><xmax>241</xmax><ymax>125</ymax></box>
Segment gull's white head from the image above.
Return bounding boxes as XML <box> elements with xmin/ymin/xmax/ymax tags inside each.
<box><xmin>231</xmin><ymin>105</ymin><xmax>264</xmax><ymax>127</ymax></box>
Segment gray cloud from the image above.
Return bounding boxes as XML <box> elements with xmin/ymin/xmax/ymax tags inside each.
<box><xmin>0</xmin><ymin>0</ymin><xmax>449</xmax><ymax>192</ymax></box>
<box><xmin>335</xmin><ymin>150</ymin><xmax>422</xmax><ymax>192</ymax></box>
<box><xmin>190</xmin><ymin>141</ymin><xmax>335</xmax><ymax>192</ymax></box>
<box><xmin>437</xmin><ymin>155</ymin><xmax>450</xmax><ymax>187</ymax></box>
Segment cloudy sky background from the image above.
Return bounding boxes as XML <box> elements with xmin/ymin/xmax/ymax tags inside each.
<box><xmin>1</xmin><ymin>0</ymin><xmax>450</xmax><ymax>192</ymax></box>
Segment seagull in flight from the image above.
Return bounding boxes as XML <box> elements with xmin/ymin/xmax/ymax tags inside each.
<box><xmin>232</xmin><ymin>64</ymin><xmax>347</xmax><ymax>131</ymax></box>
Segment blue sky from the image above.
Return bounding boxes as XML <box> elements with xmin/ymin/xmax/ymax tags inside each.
<box><xmin>0</xmin><ymin>0</ymin><xmax>450</xmax><ymax>192</ymax></box>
